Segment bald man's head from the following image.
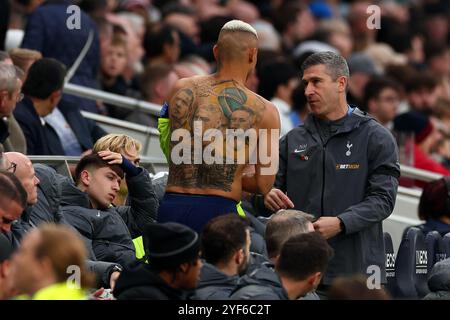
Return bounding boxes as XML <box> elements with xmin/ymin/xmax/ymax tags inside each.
<box><xmin>215</xmin><ymin>20</ymin><xmax>259</xmax><ymax>69</ymax></box>
<box><xmin>4</xmin><ymin>153</ymin><xmax>40</xmax><ymax>205</ymax></box>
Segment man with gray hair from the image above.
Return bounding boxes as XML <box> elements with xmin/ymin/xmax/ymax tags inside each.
<box><xmin>264</xmin><ymin>51</ymin><xmax>400</xmax><ymax>295</ymax></box>
<box><xmin>0</xmin><ymin>63</ymin><xmax>23</xmax><ymax>153</ymax></box>
<box><xmin>265</xmin><ymin>210</ymin><xmax>314</xmax><ymax>261</ymax></box>
<box><xmin>246</xmin><ymin>209</ymin><xmax>315</xmax><ymax>274</ymax></box>
<box><xmin>158</xmin><ymin>20</ymin><xmax>280</xmax><ymax>233</ymax></box>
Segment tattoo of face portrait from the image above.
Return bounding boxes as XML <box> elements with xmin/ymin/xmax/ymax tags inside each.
<box><xmin>192</xmin><ymin>104</ymin><xmax>223</xmax><ymax>134</ymax></box>
<box><xmin>230</xmin><ymin>106</ymin><xmax>255</xmax><ymax>131</ymax></box>
<box><xmin>171</xmin><ymin>88</ymin><xmax>194</xmax><ymax>128</ymax></box>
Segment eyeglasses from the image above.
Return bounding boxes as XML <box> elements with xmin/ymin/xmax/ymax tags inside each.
<box><xmin>16</xmin><ymin>93</ymin><xmax>24</xmax><ymax>103</ymax></box>
<box><xmin>6</xmin><ymin>162</ymin><xmax>17</xmax><ymax>174</ymax></box>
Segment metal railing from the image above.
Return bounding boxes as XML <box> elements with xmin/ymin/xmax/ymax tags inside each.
<box><xmin>400</xmin><ymin>165</ymin><xmax>443</xmax><ymax>182</ymax></box>
<box><xmin>29</xmin><ymin>155</ymin><xmax>168</xmax><ymax>177</ymax></box>
<box><xmin>64</xmin><ymin>83</ymin><xmax>161</xmax><ymax>116</ymax></box>
<box><xmin>66</xmin><ymin>83</ymin><xmax>446</xmax><ymax>185</ymax></box>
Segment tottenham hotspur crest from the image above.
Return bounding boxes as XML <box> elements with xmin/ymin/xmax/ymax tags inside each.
<box><xmin>346</xmin><ymin>141</ymin><xmax>353</xmax><ymax>157</ymax></box>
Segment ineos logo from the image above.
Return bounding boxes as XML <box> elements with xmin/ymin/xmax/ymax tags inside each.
<box><xmin>385</xmin><ymin>253</ymin><xmax>396</xmax><ymax>268</ymax></box>
<box><xmin>415</xmin><ymin>250</ymin><xmax>427</xmax><ymax>265</ymax></box>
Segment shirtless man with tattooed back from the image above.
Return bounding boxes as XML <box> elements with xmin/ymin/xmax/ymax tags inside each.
<box><xmin>157</xmin><ymin>20</ymin><xmax>280</xmax><ymax>232</ymax></box>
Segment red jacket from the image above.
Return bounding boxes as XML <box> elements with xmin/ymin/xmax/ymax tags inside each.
<box><xmin>414</xmin><ymin>144</ymin><xmax>450</xmax><ymax>176</ymax></box>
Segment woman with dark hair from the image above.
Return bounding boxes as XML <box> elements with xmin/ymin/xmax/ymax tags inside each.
<box><xmin>417</xmin><ymin>178</ymin><xmax>450</xmax><ymax>236</ymax></box>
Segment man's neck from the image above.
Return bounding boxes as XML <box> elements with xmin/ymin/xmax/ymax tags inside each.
<box><xmin>30</xmin><ymin>275</ymin><xmax>57</xmax><ymax>297</ymax></box>
<box><xmin>280</xmin><ymin>276</ymin><xmax>309</xmax><ymax>300</ymax></box>
<box><xmin>215</xmin><ymin>262</ymin><xmax>238</xmax><ymax>277</ymax></box>
<box><xmin>159</xmin><ymin>271</ymin><xmax>182</xmax><ymax>290</ymax></box>
<box><xmin>76</xmin><ymin>185</ymin><xmax>99</xmax><ymax>209</ymax></box>
<box><xmin>215</xmin><ymin>68</ymin><xmax>248</xmax><ymax>87</ymax></box>
<box><xmin>318</xmin><ymin>100</ymin><xmax>349</xmax><ymax>122</ymax></box>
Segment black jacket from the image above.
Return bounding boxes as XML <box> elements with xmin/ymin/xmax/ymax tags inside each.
<box><xmin>230</xmin><ymin>264</ymin><xmax>288</xmax><ymax>300</ymax></box>
<box><xmin>13</xmin><ymin>98</ymin><xmax>49</xmax><ymax>155</ymax></box>
<box><xmin>275</xmin><ymin>108</ymin><xmax>400</xmax><ymax>284</ymax></box>
<box><xmin>61</xmin><ymin>167</ymin><xmax>158</xmax><ymax>267</ymax></box>
<box><xmin>114</xmin><ymin>262</ymin><xmax>187</xmax><ymax>300</ymax></box>
<box><xmin>14</xmin><ymin>98</ymin><xmax>105</xmax><ymax>155</ymax></box>
<box><xmin>247</xmin><ymin>252</ymin><xmax>272</xmax><ymax>275</ymax></box>
<box><xmin>8</xmin><ymin>164</ymin><xmax>121</xmax><ymax>288</ymax></box>
<box><xmin>191</xmin><ymin>262</ymin><xmax>239</xmax><ymax>300</ymax></box>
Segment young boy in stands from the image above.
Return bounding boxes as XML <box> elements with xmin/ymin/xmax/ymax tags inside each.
<box><xmin>61</xmin><ymin>151</ymin><xmax>158</xmax><ymax>267</ymax></box>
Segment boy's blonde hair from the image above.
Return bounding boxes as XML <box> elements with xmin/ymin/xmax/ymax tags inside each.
<box><xmin>93</xmin><ymin>134</ymin><xmax>142</xmax><ymax>154</ymax></box>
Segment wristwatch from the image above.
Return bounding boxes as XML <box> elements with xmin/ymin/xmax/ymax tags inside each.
<box><xmin>109</xmin><ymin>264</ymin><xmax>123</xmax><ymax>277</ymax></box>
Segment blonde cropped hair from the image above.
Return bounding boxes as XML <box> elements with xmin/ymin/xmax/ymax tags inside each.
<box><xmin>93</xmin><ymin>134</ymin><xmax>142</xmax><ymax>154</ymax></box>
<box><xmin>221</xmin><ymin>20</ymin><xmax>258</xmax><ymax>39</ymax></box>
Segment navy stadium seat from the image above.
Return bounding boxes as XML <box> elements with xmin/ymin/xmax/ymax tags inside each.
<box><xmin>425</xmin><ymin>231</ymin><xmax>447</xmax><ymax>273</ymax></box>
<box><xmin>394</xmin><ymin>227</ymin><xmax>429</xmax><ymax>298</ymax></box>
<box><xmin>443</xmin><ymin>233</ymin><xmax>450</xmax><ymax>257</ymax></box>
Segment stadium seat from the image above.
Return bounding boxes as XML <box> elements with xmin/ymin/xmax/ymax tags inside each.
<box><xmin>383</xmin><ymin>232</ymin><xmax>397</xmax><ymax>296</ymax></box>
<box><xmin>443</xmin><ymin>233</ymin><xmax>450</xmax><ymax>258</ymax></box>
<box><xmin>394</xmin><ymin>227</ymin><xmax>429</xmax><ymax>298</ymax></box>
<box><xmin>425</xmin><ymin>231</ymin><xmax>446</xmax><ymax>273</ymax></box>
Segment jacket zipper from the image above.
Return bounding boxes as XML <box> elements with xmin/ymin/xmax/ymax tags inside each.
<box><xmin>321</xmin><ymin>145</ymin><xmax>326</xmax><ymax>215</ymax></box>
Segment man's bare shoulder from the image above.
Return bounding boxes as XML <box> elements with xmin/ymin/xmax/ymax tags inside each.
<box><xmin>243</xmin><ymin>90</ymin><xmax>280</xmax><ymax>128</ymax></box>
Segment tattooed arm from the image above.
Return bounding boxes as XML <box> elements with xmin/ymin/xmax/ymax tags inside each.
<box><xmin>242</xmin><ymin>99</ymin><xmax>280</xmax><ymax>195</ymax></box>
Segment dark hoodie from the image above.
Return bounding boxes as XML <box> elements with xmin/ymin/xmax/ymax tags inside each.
<box><xmin>423</xmin><ymin>258</ymin><xmax>450</xmax><ymax>300</ymax></box>
<box><xmin>191</xmin><ymin>262</ymin><xmax>239</xmax><ymax>300</ymax></box>
<box><xmin>61</xmin><ymin>166</ymin><xmax>158</xmax><ymax>267</ymax></box>
<box><xmin>229</xmin><ymin>264</ymin><xmax>289</xmax><ymax>300</ymax></box>
<box><xmin>275</xmin><ymin>108</ymin><xmax>400</xmax><ymax>284</ymax></box>
<box><xmin>114</xmin><ymin>262</ymin><xmax>186</xmax><ymax>300</ymax></box>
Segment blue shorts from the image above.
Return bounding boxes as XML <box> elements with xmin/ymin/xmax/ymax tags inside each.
<box><xmin>157</xmin><ymin>193</ymin><xmax>239</xmax><ymax>233</ymax></box>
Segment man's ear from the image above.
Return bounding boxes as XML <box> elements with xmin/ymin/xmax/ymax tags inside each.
<box><xmin>235</xmin><ymin>248</ymin><xmax>244</xmax><ymax>265</ymax></box>
<box><xmin>79</xmin><ymin>170</ymin><xmax>91</xmax><ymax>187</ymax></box>
<box><xmin>49</xmin><ymin>90</ymin><xmax>62</xmax><ymax>104</ymax></box>
<box><xmin>273</xmin><ymin>254</ymin><xmax>280</xmax><ymax>265</ymax></box>
<box><xmin>213</xmin><ymin>44</ymin><xmax>219</xmax><ymax>62</ymax></box>
<box><xmin>179</xmin><ymin>262</ymin><xmax>191</xmax><ymax>274</ymax></box>
<box><xmin>248</xmin><ymin>47</ymin><xmax>257</xmax><ymax>64</ymax></box>
<box><xmin>338</xmin><ymin>76</ymin><xmax>347</xmax><ymax>93</ymax></box>
<box><xmin>307</xmin><ymin>272</ymin><xmax>322</xmax><ymax>288</ymax></box>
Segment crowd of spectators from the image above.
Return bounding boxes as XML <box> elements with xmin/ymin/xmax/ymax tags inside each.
<box><xmin>0</xmin><ymin>0</ymin><xmax>450</xmax><ymax>301</ymax></box>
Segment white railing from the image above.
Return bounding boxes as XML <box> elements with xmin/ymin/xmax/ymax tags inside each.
<box><xmin>61</xmin><ymin>83</ymin><xmax>448</xmax><ymax>183</ymax></box>
<box><xmin>29</xmin><ymin>155</ymin><xmax>168</xmax><ymax>176</ymax></box>
<box><xmin>64</xmin><ymin>83</ymin><xmax>161</xmax><ymax>116</ymax></box>
<box><xmin>81</xmin><ymin>111</ymin><xmax>167</xmax><ymax>164</ymax></box>
<box><xmin>400</xmin><ymin>165</ymin><xmax>443</xmax><ymax>182</ymax></box>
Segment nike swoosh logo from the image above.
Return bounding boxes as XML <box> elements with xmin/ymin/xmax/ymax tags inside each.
<box><xmin>294</xmin><ymin>149</ymin><xmax>306</xmax><ymax>153</ymax></box>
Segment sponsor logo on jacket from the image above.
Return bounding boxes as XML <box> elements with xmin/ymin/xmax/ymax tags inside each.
<box><xmin>335</xmin><ymin>164</ymin><xmax>360</xmax><ymax>170</ymax></box>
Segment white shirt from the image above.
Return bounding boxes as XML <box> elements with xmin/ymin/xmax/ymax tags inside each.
<box><xmin>271</xmin><ymin>97</ymin><xmax>294</xmax><ymax>137</ymax></box>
